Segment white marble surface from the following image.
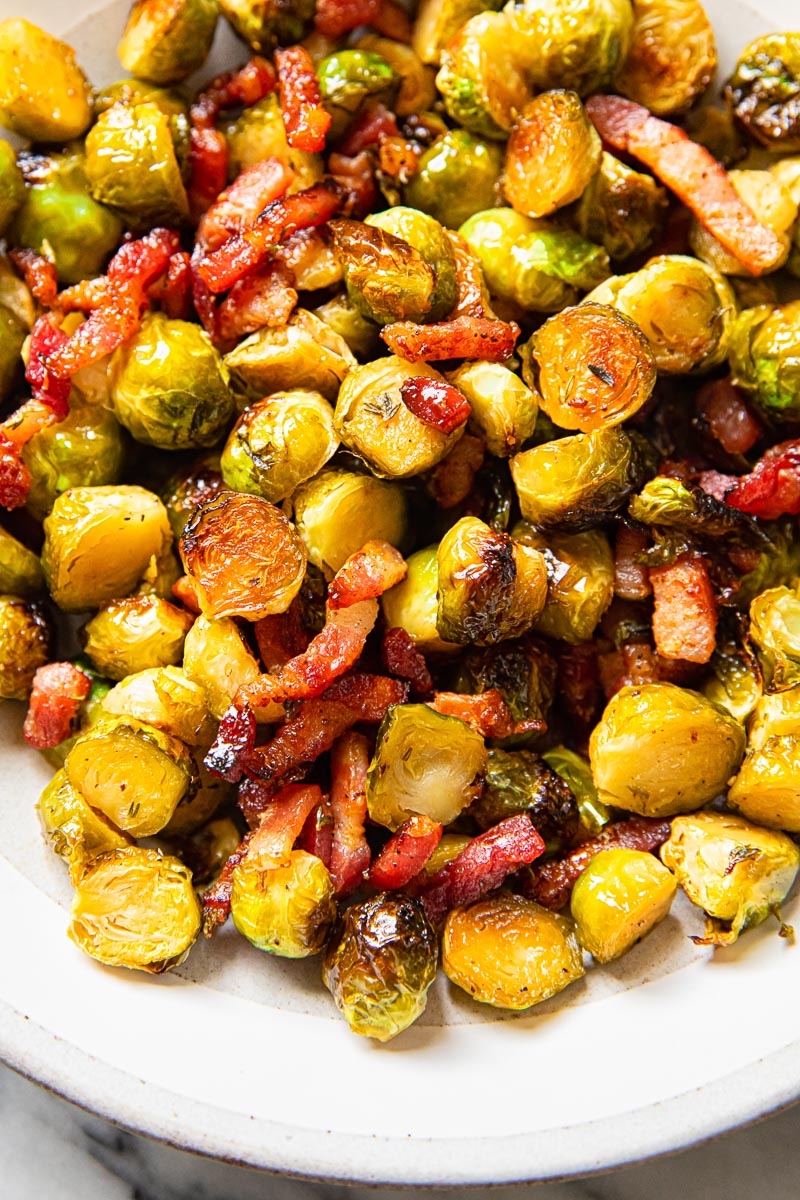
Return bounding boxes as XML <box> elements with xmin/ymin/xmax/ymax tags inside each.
<box><xmin>2</xmin><ymin>1062</ymin><xmax>800</xmax><ymax>1200</ymax></box>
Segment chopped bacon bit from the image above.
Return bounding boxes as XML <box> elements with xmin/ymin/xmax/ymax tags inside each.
<box><xmin>369</xmin><ymin>816</ymin><xmax>443</xmax><ymax>891</ymax></box>
<box><xmin>339</xmin><ymin>103</ymin><xmax>399</xmax><ymax>156</ymax></box>
<box><xmin>557</xmin><ymin>642</ymin><xmax>601</xmax><ymax>731</ymax></box>
<box><xmin>598</xmin><ymin>641</ymin><xmax>701</xmax><ymax>699</ymax></box>
<box><xmin>725</xmin><ymin>440</ymin><xmax>800</xmax><ymax>520</ymax></box>
<box><xmin>327</xmin><ymin>540</ymin><xmax>407</xmax><ymax>611</ymax></box>
<box><xmin>245</xmin><ymin>782</ymin><xmax>322</xmax><ymax>862</ymax></box>
<box><xmin>56</xmin><ymin>276</ymin><xmax>110</xmax><ymax>315</ymax></box>
<box><xmin>214</xmin><ymin>259</ymin><xmax>298</xmax><ymax>346</ymax></box>
<box><xmin>197</xmin><ymin>158</ymin><xmax>296</xmax><ymax>254</ymax></box>
<box><xmin>381</xmin><ymin>627</ymin><xmax>434</xmax><ymax>694</ymax></box>
<box><xmin>378</xmin><ymin>136</ymin><xmax>420</xmax><ymax>179</ymax></box>
<box><xmin>649</xmin><ymin>552</ymin><xmax>717</xmax><ymax>664</ymax></box>
<box><xmin>410</xmin><ymin>815</ymin><xmax>545</xmax><ymax>924</ymax></box>
<box><xmin>26</xmin><ymin>317</ymin><xmax>71</xmax><ymax>417</ymax></box>
<box><xmin>188</xmin><ymin>127</ymin><xmax>229</xmax><ymax>223</ymax></box>
<box><xmin>23</xmin><ymin>662</ymin><xmax>91</xmax><ymax>750</ymax></box>
<box><xmin>190</xmin><ymin>244</ymin><xmax>217</xmax><ymax>335</ymax></box>
<box><xmin>329</xmin><ymin>731</ymin><xmax>371</xmax><ymax>895</ymax></box>
<box><xmin>400</xmin><ymin>376</ymin><xmax>471</xmax><ymax>434</ymax></box>
<box><xmin>238</xmin><ymin>776</ymin><xmax>281</xmax><ymax>828</ymax></box>
<box><xmin>0</xmin><ymin>431</ymin><xmax>32</xmax><ymax>510</ymax></box>
<box><xmin>275</xmin><ymin>46</ymin><xmax>331</xmax><ymax>154</ymax></box>
<box><xmin>427</xmin><ymin>434</ymin><xmax>485</xmax><ymax>510</ymax></box>
<box><xmin>697</xmin><ymin>469</ymin><xmax>738</xmax><ymax>503</ymax></box>
<box><xmin>172</xmin><ymin>575</ymin><xmax>203</xmax><ymax>614</ymax></box>
<box><xmin>255</xmin><ymin>603</ymin><xmax>310</xmax><ymax>673</ymax></box>
<box><xmin>430</xmin><ymin>690</ymin><xmax>545</xmax><ymax>739</ymax></box>
<box><xmin>314</xmin><ymin>0</ymin><xmax>381</xmax><ymax>38</ymax></box>
<box><xmin>202</xmin><ymin>831</ymin><xmax>253</xmax><ymax>935</ymax></box>
<box><xmin>153</xmin><ymin>251</ymin><xmax>192</xmax><ymax>320</ymax></box>
<box><xmin>382</xmin><ymin>315</ymin><xmax>519</xmax><ymax>362</ymax></box>
<box><xmin>614</xmin><ymin>524</ymin><xmax>652</xmax><ymax>600</ymax></box>
<box><xmin>327</xmin><ymin>151</ymin><xmax>377</xmax><ymax>218</ymax></box>
<box><xmin>322</xmin><ymin>672</ymin><xmax>408</xmax><ymax>715</ymax></box>
<box><xmin>695</xmin><ymin>377</ymin><xmax>763</xmax><ymax>456</ymax></box>
<box><xmin>204</xmin><ymin>702</ymin><xmax>257</xmax><ymax>782</ymax></box>
<box><xmin>585</xmin><ymin>95</ymin><xmax>786</xmax><ymax>276</ymax></box>
<box><xmin>10</xmin><ymin>248</ymin><xmax>58</xmax><ymax>307</ymax></box>
<box><xmin>298</xmin><ymin>796</ymin><xmax>334</xmax><ymax>867</ymax></box>
<box><xmin>523</xmin><ymin>817</ymin><xmax>673</xmax><ymax>911</ymax></box>
<box><xmin>446</xmin><ymin>231</ymin><xmax>493</xmax><ymax>320</ymax></box>
<box><xmin>197</xmin><ymin>182</ymin><xmax>342</xmax><ymax>294</ymax></box>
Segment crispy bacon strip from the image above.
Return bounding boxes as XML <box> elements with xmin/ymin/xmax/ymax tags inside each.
<box><xmin>649</xmin><ymin>553</ymin><xmax>717</xmax><ymax>664</ymax></box>
<box><xmin>314</xmin><ymin>0</ymin><xmax>381</xmax><ymax>37</ymax></box>
<box><xmin>204</xmin><ymin>702</ymin><xmax>257</xmax><ymax>782</ymax></box>
<box><xmin>725</xmin><ymin>440</ymin><xmax>800</xmax><ymax>520</ymax></box>
<box><xmin>214</xmin><ymin>260</ymin><xmax>298</xmax><ymax>345</ymax></box>
<box><xmin>321</xmin><ymin>672</ymin><xmax>408</xmax><ymax>713</ymax></box>
<box><xmin>557</xmin><ymin>642</ymin><xmax>601</xmax><ymax>731</ymax></box>
<box><xmin>238</xmin><ymin>776</ymin><xmax>282</xmax><ymax>828</ymax></box>
<box><xmin>327</xmin><ymin>540</ymin><xmax>407</xmax><ymax>611</ymax></box>
<box><xmin>695</xmin><ymin>377</ymin><xmax>763</xmax><ymax>456</ymax></box>
<box><xmin>56</xmin><ymin>276</ymin><xmax>110</xmax><ymax>315</ymax></box>
<box><xmin>410</xmin><ymin>815</ymin><xmax>545</xmax><ymax>924</ymax></box>
<box><xmin>23</xmin><ymin>663</ymin><xmax>91</xmax><ymax>750</ymax></box>
<box><xmin>339</xmin><ymin>103</ymin><xmax>399</xmax><ymax>156</ymax></box>
<box><xmin>188</xmin><ymin>127</ymin><xmax>229</xmax><ymax>223</ymax></box>
<box><xmin>524</xmin><ymin>817</ymin><xmax>673</xmax><ymax>911</ymax></box>
<box><xmin>254</xmin><ymin>603</ymin><xmax>310</xmax><ymax>672</ymax></box>
<box><xmin>197</xmin><ymin>158</ymin><xmax>295</xmax><ymax>253</ymax></box>
<box><xmin>297</xmin><ymin>796</ymin><xmax>334</xmax><ymax>867</ymax></box>
<box><xmin>329</xmin><ymin>731</ymin><xmax>371</xmax><ymax>895</ymax></box>
<box><xmin>381</xmin><ymin>315</ymin><xmax>519</xmax><ymax>362</ymax></box>
<box><xmin>400</xmin><ymin>376</ymin><xmax>471</xmax><ymax>434</ymax></box>
<box><xmin>585</xmin><ymin>95</ymin><xmax>786</xmax><ymax>276</ymax></box>
<box><xmin>613</xmin><ymin>524</ymin><xmax>652</xmax><ymax>600</ymax></box>
<box><xmin>430</xmin><ymin>690</ymin><xmax>545</xmax><ymax>739</ymax></box>
<box><xmin>10</xmin><ymin>248</ymin><xmax>58</xmax><ymax>307</ymax></box>
<box><xmin>369</xmin><ymin>815</ymin><xmax>443</xmax><ymax>891</ymax></box>
<box><xmin>276</xmin><ymin>46</ymin><xmax>331</xmax><ymax>153</ymax></box>
<box><xmin>381</xmin><ymin>627</ymin><xmax>433</xmax><ymax>694</ymax></box>
<box><xmin>202</xmin><ymin>831</ymin><xmax>253</xmax><ymax>935</ymax></box>
<box><xmin>151</xmin><ymin>251</ymin><xmax>192</xmax><ymax>320</ymax></box>
<box><xmin>26</xmin><ymin>317</ymin><xmax>71</xmax><ymax>416</ymax></box>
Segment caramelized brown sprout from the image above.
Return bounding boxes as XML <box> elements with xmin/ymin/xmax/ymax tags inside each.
<box><xmin>504</xmin><ymin>91</ymin><xmax>602</xmax><ymax>220</ymax></box>
<box><xmin>436</xmin><ymin>12</ymin><xmax>530</xmax><ymax>138</ymax></box>
<box><xmin>724</xmin><ymin>33</ymin><xmax>800</xmax><ymax>152</ymax></box>
<box><xmin>218</xmin><ymin>0</ymin><xmax>315</xmax><ymax>52</ymax></box>
<box><xmin>573</xmin><ymin>152</ymin><xmax>668</xmax><ymax>262</ymax></box>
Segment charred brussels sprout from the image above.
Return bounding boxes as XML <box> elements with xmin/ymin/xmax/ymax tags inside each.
<box><xmin>506</xmin><ymin>0</ymin><xmax>633</xmax><ymax>96</ymax></box>
<box><xmin>449</xmin><ymin>362</ymin><xmax>538</xmax><ymax>458</ymax></box>
<box><xmin>38</xmin><ymin>768</ymin><xmax>131</xmax><ymax>881</ymax></box>
<box><xmin>365</xmin><ymin>207</ymin><xmax>458</xmax><ymax>323</ymax></box>
<box><xmin>381</xmin><ymin>544</ymin><xmax>460</xmax><ymax>656</ymax></box>
<box><xmin>661</xmin><ymin>811</ymin><xmax>800</xmax><ymax>946</ymax></box>
<box><xmin>573</xmin><ymin>152</ymin><xmax>667</xmax><ymax>263</ymax></box>
<box><xmin>443</xmin><ymin>893</ymin><xmax>584</xmax><ymax>1009</ymax></box>
<box><xmin>542</xmin><ymin>746</ymin><xmax>610</xmax><ymax>833</ymax></box>
<box><xmin>82</xmin><ymin>596</ymin><xmax>193</xmax><ymax>681</ymax></box>
<box><xmin>223</xmin><ymin>94</ymin><xmax>322</xmax><ymax>188</ymax></box>
<box><xmin>22</xmin><ymin>397</ymin><xmax>126</xmax><ymax>522</ymax></box>
<box><xmin>0</xmin><ymin>527</ymin><xmax>44</xmax><ymax>598</ymax></box>
<box><xmin>218</xmin><ymin>0</ymin><xmax>315</xmax><ymax>52</ymax></box>
<box><xmin>231</xmin><ymin>849</ymin><xmax>336</xmax><ymax>958</ymax></box>
<box><xmin>41</xmin><ymin>486</ymin><xmax>173</xmax><ymax>612</ymax></box>
<box><xmin>436</xmin><ymin>12</ymin><xmax>530</xmax><ymax>139</ymax></box>
<box><xmin>454</xmin><ymin>636</ymin><xmax>557</xmax><ymax>735</ymax></box>
<box><xmin>323</xmin><ymin>894</ymin><xmax>438</xmax><ymax>1041</ymax></box>
<box><xmin>221</xmin><ymin>391</ymin><xmax>337</xmax><ymax>504</ymax></box>
<box><xmin>366</xmin><ymin>703</ymin><xmax>487</xmax><ymax>830</ymax></box>
<box><xmin>515</xmin><ymin>525</ymin><xmax>614</xmax><ymax>643</ymax></box>
<box><xmin>0</xmin><ymin>596</ymin><xmax>51</xmax><ymax>700</ymax></box>
<box><xmin>504</xmin><ymin>91</ymin><xmax>602</xmax><ymax>220</ymax></box>
<box><xmin>182</xmin><ymin>614</ymin><xmax>273</xmax><ymax>720</ymax></box>
<box><xmin>0</xmin><ymin>19</ymin><xmax>92</xmax><ymax>141</ymax></box>
<box><xmin>101</xmin><ymin>665</ymin><xmax>215</xmax><ymax>747</ymax></box>
<box><xmin>224</xmin><ymin>309</ymin><xmax>356</xmax><ymax>403</ymax></box>
<box><xmin>118</xmin><ymin>0</ymin><xmax>218</xmax><ymax>85</ymax></box>
<box><xmin>0</xmin><ymin>142</ymin><xmax>24</xmax><ymax>237</ymax></box>
<box><xmin>749</xmin><ymin>586</ymin><xmax>800</xmax><ymax>693</ymax></box>
<box><xmin>317</xmin><ymin>50</ymin><xmax>398</xmax><ymax>140</ymax></box>
<box><xmin>689</xmin><ymin>170</ymin><xmax>796</xmax><ymax>276</ymax></box>
<box><xmin>68</xmin><ymin>847</ymin><xmax>201</xmax><ymax>972</ymax></box>
<box><xmin>724</xmin><ymin>33</ymin><xmax>800</xmax><ymax>152</ymax></box>
<box><xmin>436</xmin><ymin>516</ymin><xmax>548</xmax><ymax>645</ymax></box>
<box><xmin>404</xmin><ymin>130</ymin><xmax>503</xmax><ymax>229</ymax></box>
<box><xmin>589</xmin><ymin>682</ymin><xmax>746</xmax><ymax>817</ymax></box>
<box><xmin>616</xmin><ymin>0</ymin><xmax>716</xmax><ymax>115</ymax></box>
<box><xmin>471</xmin><ymin>748</ymin><xmax>579</xmax><ymax>847</ymax></box>
<box><xmin>357</xmin><ymin>36</ymin><xmax>436</xmax><ymax>118</ymax></box>
<box><xmin>728</xmin><ymin>302</ymin><xmax>800</xmax><ymax>423</ymax></box>
<box><xmin>292</xmin><ymin>468</ymin><xmax>407</xmax><ymax>577</ymax></box>
<box><xmin>571</xmin><ymin>848</ymin><xmax>677</xmax><ymax>963</ymax></box>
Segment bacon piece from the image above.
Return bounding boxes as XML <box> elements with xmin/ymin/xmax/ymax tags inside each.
<box><xmin>698</xmin><ymin>469</ymin><xmax>738</xmax><ymax>504</ymax></box>
<box><xmin>202</xmin><ymin>831</ymin><xmax>254</xmax><ymax>935</ymax></box>
<box><xmin>276</xmin><ymin>46</ymin><xmax>331</xmax><ymax>153</ymax></box>
<box><xmin>557</xmin><ymin>642</ymin><xmax>601</xmax><ymax>731</ymax></box>
<box><xmin>322</xmin><ymin>672</ymin><xmax>408</xmax><ymax>714</ymax></box>
<box><xmin>649</xmin><ymin>552</ymin><xmax>717</xmax><ymax>664</ymax></box>
<box><xmin>339</xmin><ymin>103</ymin><xmax>399</xmax><ymax>156</ymax></box>
<box><xmin>327</xmin><ymin>151</ymin><xmax>377</xmax><ymax>219</ymax></box>
<box><xmin>725</xmin><ymin>440</ymin><xmax>800</xmax><ymax>520</ymax></box>
<box><xmin>598</xmin><ymin>641</ymin><xmax>700</xmax><ymax>698</ymax></box>
<box><xmin>298</xmin><ymin>796</ymin><xmax>334</xmax><ymax>866</ymax></box>
<box><xmin>378</xmin><ymin>136</ymin><xmax>420</xmax><ymax>179</ymax></box>
<box><xmin>204</xmin><ymin>702</ymin><xmax>257</xmax><ymax>782</ymax></box>
<box><xmin>214</xmin><ymin>259</ymin><xmax>298</xmax><ymax>345</ymax></box>
<box><xmin>585</xmin><ymin>95</ymin><xmax>786</xmax><ymax>276</ymax></box>
<box><xmin>524</xmin><ymin>817</ymin><xmax>673</xmax><ymax>910</ymax></box>
<box><xmin>10</xmin><ymin>248</ymin><xmax>58</xmax><ymax>307</ymax></box>
<box><xmin>23</xmin><ymin>662</ymin><xmax>91</xmax><ymax>750</ymax></box>
<box><xmin>197</xmin><ymin>158</ymin><xmax>295</xmax><ymax>253</ymax></box>
<box><xmin>381</xmin><ymin>627</ymin><xmax>433</xmax><ymax>694</ymax></box>
<box><xmin>197</xmin><ymin>182</ymin><xmax>342</xmax><ymax>294</ymax></box>
<box><xmin>614</xmin><ymin>524</ymin><xmax>652</xmax><ymax>600</ymax></box>
<box><xmin>430</xmin><ymin>690</ymin><xmax>545</xmax><ymax>739</ymax></box>
<box><xmin>254</xmin><ymin>603</ymin><xmax>310</xmax><ymax>672</ymax></box>
<box><xmin>329</xmin><ymin>731</ymin><xmax>371</xmax><ymax>895</ymax></box>
<box><xmin>399</xmin><ymin>376</ymin><xmax>471</xmax><ymax>434</ymax></box>
<box><xmin>54</xmin><ymin>277</ymin><xmax>110</xmax><ymax>315</ymax></box>
<box><xmin>314</xmin><ymin>0</ymin><xmax>381</xmax><ymax>37</ymax></box>
<box><xmin>152</xmin><ymin>251</ymin><xmax>191</xmax><ymax>320</ymax></box>
<box><xmin>25</xmin><ymin>317</ymin><xmax>71</xmax><ymax>417</ymax></box>
<box><xmin>695</xmin><ymin>377</ymin><xmax>763</xmax><ymax>456</ymax></box>
<box><xmin>369</xmin><ymin>816</ymin><xmax>443</xmax><ymax>891</ymax></box>
<box><xmin>188</xmin><ymin>127</ymin><xmax>229</xmax><ymax>222</ymax></box>
<box><xmin>381</xmin><ymin>315</ymin><xmax>519</xmax><ymax>362</ymax></box>
<box><xmin>410</xmin><ymin>815</ymin><xmax>545</xmax><ymax>924</ymax></box>
<box><xmin>238</xmin><ymin>776</ymin><xmax>282</xmax><ymax>828</ymax></box>
<box><xmin>371</xmin><ymin>0</ymin><xmax>412</xmax><ymax>42</ymax></box>
<box><xmin>327</xmin><ymin>540</ymin><xmax>407</xmax><ymax>611</ymax></box>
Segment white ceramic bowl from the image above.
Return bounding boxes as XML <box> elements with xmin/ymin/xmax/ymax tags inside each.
<box><xmin>2</xmin><ymin>0</ymin><xmax>800</xmax><ymax>1184</ymax></box>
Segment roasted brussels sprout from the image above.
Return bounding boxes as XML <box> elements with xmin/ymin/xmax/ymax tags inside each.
<box><xmin>573</xmin><ymin>152</ymin><xmax>667</xmax><ymax>263</ymax></box>
<box><xmin>0</xmin><ymin>300</ymin><xmax>26</xmax><ymax>402</ymax></box>
<box><xmin>38</xmin><ymin>768</ymin><xmax>131</xmax><ymax>881</ymax></box>
<box><xmin>356</xmin><ymin>35</ymin><xmax>436</xmax><ymax>118</ymax></box>
<box><xmin>323</xmin><ymin>893</ymin><xmax>438</xmax><ymax>1041</ymax></box>
<box><xmin>686</xmin><ymin>105</ymin><xmax>746</xmax><ymax>168</ymax></box>
<box><xmin>542</xmin><ymin>745</ymin><xmax>610</xmax><ymax>833</ymax></box>
<box><xmin>454</xmin><ymin>636</ymin><xmax>557</xmax><ymax>737</ymax></box>
<box><xmin>317</xmin><ymin>50</ymin><xmax>398</xmax><ymax>139</ymax></box>
<box><xmin>231</xmin><ymin>849</ymin><xmax>336</xmax><ymax>957</ymax></box>
<box><xmin>65</xmin><ymin>716</ymin><xmax>195</xmax><ymax>838</ymax></box>
<box><xmin>0</xmin><ymin>596</ymin><xmax>51</xmax><ymax>700</ymax></box>
<box><xmin>334</xmin><ymin>357</ymin><xmax>465</xmax><ymax>479</ymax></box>
<box><xmin>514</xmin><ymin>525</ymin><xmax>615</xmax><ymax>643</ymax></box>
<box><xmin>589</xmin><ymin>682</ymin><xmax>746</xmax><ymax>817</ymax></box>
<box><xmin>504</xmin><ymin>92</ymin><xmax>602</xmax><ymax>220</ymax></box>
<box><xmin>217</xmin><ymin>0</ymin><xmax>315</xmax><ymax>52</ymax></box>
<box><xmin>728</xmin><ymin>734</ymin><xmax>800</xmax><ymax>833</ymax></box>
<box><xmin>471</xmin><ymin>748</ymin><xmax>579</xmax><ymax>847</ymax></box>
<box><xmin>381</xmin><ymin>544</ymin><xmax>460</xmax><ymax>656</ymax></box>
<box><xmin>182</xmin><ymin>614</ymin><xmax>267</xmax><ymax>720</ymax></box>
<box><xmin>448</xmin><ymin>361</ymin><xmax>538</xmax><ymax>459</ymax></box>
<box><xmin>0</xmin><ymin>19</ymin><xmax>92</xmax><ymax>141</ymax></box>
<box><xmin>0</xmin><ymin>526</ymin><xmax>44</xmax><ymax>598</ymax></box>
<box><xmin>413</xmin><ymin>0</ymin><xmax>502</xmax><ymax>65</ymax></box>
<box><xmin>101</xmin><ymin>665</ymin><xmax>215</xmax><ymax>746</ymax></box>
<box><xmin>704</xmin><ymin>616</ymin><xmax>763</xmax><ymax>723</ymax></box>
<box><xmin>85</xmin><ymin>102</ymin><xmax>189</xmax><ymax>230</ymax></box>
<box><xmin>586</xmin><ymin>256</ymin><xmax>736</xmax><ymax>375</ymax></box>
<box><xmin>436</xmin><ymin>12</ymin><xmax>530</xmax><ymax>139</ymax></box>
<box><xmin>224</xmin><ymin>310</ymin><xmax>356</xmax><ymax>404</ymax></box>
<box><xmin>366</xmin><ymin>703</ymin><xmax>487</xmax><ymax>830</ymax></box>
<box><xmin>506</xmin><ymin>0</ymin><xmax>633</xmax><ymax>96</ymax></box>
<box><xmin>118</xmin><ymin>0</ymin><xmax>218</xmax><ymax>85</ymax></box>
<box><xmin>436</xmin><ymin>516</ymin><xmax>548</xmax><ymax>645</ymax></box>
<box><xmin>221</xmin><ymin>391</ymin><xmax>337</xmax><ymax>503</ymax></box>
<box><xmin>689</xmin><ymin>170</ymin><xmax>796</xmax><ymax>276</ymax></box>
<box><xmin>728</xmin><ymin>302</ymin><xmax>800</xmax><ymax>423</ymax></box>
<box><xmin>404</xmin><ymin>131</ymin><xmax>503</xmax><ymax>229</ymax></box>
<box><xmin>41</xmin><ymin>486</ymin><xmax>173</xmax><ymax>613</ymax></box>
<box><xmin>571</xmin><ymin>848</ymin><xmax>677</xmax><ymax>962</ymax></box>
<box><xmin>0</xmin><ymin>142</ymin><xmax>24</xmax><ymax>237</ymax></box>
<box><xmin>312</xmin><ymin>293</ymin><xmax>381</xmax><ymax>359</ymax></box>
<box><xmin>510</xmin><ymin>428</ymin><xmax>652</xmax><ymax>531</ymax></box>
<box><xmin>222</xmin><ymin>93</ymin><xmax>322</xmax><ymax>188</ymax></box>
<box><xmin>292</xmin><ymin>467</ymin><xmax>407</xmax><ymax>577</ymax></box>
<box><xmin>748</xmin><ymin>688</ymin><xmax>800</xmax><ymax>750</ymax></box>
<box><xmin>68</xmin><ymin>847</ymin><xmax>201</xmax><ymax>972</ymax></box>
<box><xmin>82</xmin><ymin>596</ymin><xmax>193</xmax><ymax>681</ymax></box>
<box><xmin>749</xmin><ymin>586</ymin><xmax>800</xmax><ymax>693</ymax></box>
<box><xmin>443</xmin><ymin>893</ymin><xmax>584</xmax><ymax>1009</ymax></box>
<box><xmin>615</xmin><ymin>0</ymin><xmax>716</xmax><ymax>115</ymax></box>
<box><xmin>364</xmin><ymin>207</ymin><xmax>458</xmax><ymax>323</ymax></box>
<box><xmin>22</xmin><ymin>397</ymin><xmax>126</xmax><ymax>522</ymax></box>
<box><xmin>332</xmin><ymin>218</ymin><xmax>440</xmax><ymax>327</ymax></box>
<box><xmin>724</xmin><ymin>33</ymin><xmax>800</xmax><ymax>152</ymax></box>
<box><xmin>661</xmin><ymin>811</ymin><xmax>800</xmax><ymax>946</ymax></box>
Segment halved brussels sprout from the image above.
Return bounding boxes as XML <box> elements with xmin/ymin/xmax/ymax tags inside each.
<box><xmin>118</xmin><ymin>0</ymin><xmax>218</xmax><ymax>85</ymax></box>
<box><xmin>65</xmin><ymin>717</ymin><xmax>196</xmax><ymax>838</ymax></box>
<box><xmin>436</xmin><ymin>516</ymin><xmax>548</xmax><ymax>645</ymax></box>
<box><xmin>542</xmin><ymin>745</ymin><xmax>610</xmax><ymax>833</ymax></box>
<box><xmin>443</xmin><ymin>893</ymin><xmax>585</xmax><ymax>1009</ymax></box>
<box><xmin>589</xmin><ymin>682</ymin><xmax>746</xmax><ymax>817</ymax></box>
<box><xmin>217</xmin><ymin>0</ymin><xmax>315</xmax><ymax>52</ymax></box>
<box><xmin>323</xmin><ymin>893</ymin><xmax>438</xmax><ymax>1041</ymax></box>
<box><xmin>510</xmin><ymin>427</ymin><xmax>652</xmax><ymax>531</ymax></box>
<box><xmin>182</xmin><ymin>613</ymin><xmax>281</xmax><ymax>721</ymax></box>
<box><xmin>471</xmin><ymin>748</ymin><xmax>579</xmax><ymax>847</ymax></box>
<box><xmin>164</xmin><ymin>759</ymin><xmax>231</xmax><ymax>836</ymax></box>
<box><xmin>404</xmin><ymin>130</ymin><xmax>503</xmax><ymax>229</ymax></box>
<box><xmin>615</xmin><ymin>0</ymin><xmax>716</xmax><ymax>115</ymax></box>
<box><xmin>661</xmin><ymin>811</ymin><xmax>800</xmax><ymax>946</ymax></box>
<box><xmin>0</xmin><ymin>301</ymin><xmax>26</xmax><ymax>402</ymax></box>
<box><xmin>0</xmin><ymin>526</ymin><xmax>44</xmax><ymax>598</ymax></box>
<box><xmin>436</xmin><ymin>12</ymin><xmax>530</xmax><ymax>139</ymax></box>
<box><xmin>221</xmin><ymin>391</ymin><xmax>337</xmax><ymax>504</ymax></box>
<box><xmin>724</xmin><ymin>33</ymin><xmax>800</xmax><ymax>152</ymax></box>
<box><xmin>365</xmin><ymin>207</ymin><xmax>459</xmax><ymax>323</ymax></box>
<box><xmin>686</xmin><ymin>105</ymin><xmax>746</xmax><ymax>168</ymax></box>
<box><xmin>224</xmin><ymin>310</ymin><xmax>356</xmax><ymax>404</ymax></box>
<box><xmin>68</xmin><ymin>846</ymin><xmax>201</xmax><ymax>972</ymax></box>
<box><xmin>514</xmin><ymin>525</ymin><xmax>615</xmax><ymax>644</ymax></box>
<box><xmin>334</xmin><ymin>356</ymin><xmax>465</xmax><ymax>479</ymax></box>
<box><xmin>101</xmin><ymin>665</ymin><xmax>215</xmax><ymax>746</ymax></box>
<box><xmin>82</xmin><ymin>596</ymin><xmax>194</xmax><ymax>682</ymax></box>
<box><xmin>38</xmin><ymin>768</ymin><xmax>131</xmax><ymax>881</ymax></box>
<box><xmin>222</xmin><ymin>93</ymin><xmax>322</xmax><ymax>189</ymax></box>
<box><xmin>381</xmin><ymin>544</ymin><xmax>461</xmax><ymax>657</ymax></box>
<box><xmin>332</xmin><ymin>219</ymin><xmax>439</xmax><ymax>327</ymax></box>
<box><xmin>366</xmin><ymin>703</ymin><xmax>487</xmax><ymax>830</ymax></box>
<box><xmin>504</xmin><ymin>91</ymin><xmax>602</xmax><ymax>220</ymax></box>
<box><xmin>0</xmin><ymin>595</ymin><xmax>51</xmax><ymax>700</ymax></box>
<box><xmin>728</xmin><ymin>302</ymin><xmax>800</xmax><ymax>423</ymax></box>
<box><xmin>573</xmin><ymin>152</ymin><xmax>667</xmax><ymax>263</ymax></box>
<box><xmin>749</xmin><ymin>586</ymin><xmax>800</xmax><ymax>693</ymax></box>
<box><xmin>0</xmin><ymin>19</ymin><xmax>92</xmax><ymax>141</ymax></box>
<box><xmin>689</xmin><ymin>170</ymin><xmax>797</xmax><ymax>276</ymax></box>
<box><xmin>312</xmin><ymin>293</ymin><xmax>381</xmax><ymax>359</ymax></box>
<box><xmin>728</xmin><ymin>735</ymin><xmax>800</xmax><ymax>833</ymax></box>
<box><xmin>292</xmin><ymin>467</ymin><xmax>408</xmax><ymax>577</ymax></box>
<box><xmin>586</xmin><ymin>256</ymin><xmax>736</xmax><ymax>375</ymax></box>
<box><xmin>41</xmin><ymin>486</ymin><xmax>173</xmax><ymax>613</ymax></box>
<box><xmin>571</xmin><ymin>848</ymin><xmax>677</xmax><ymax>963</ymax></box>
<box><xmin>0</xmin><ymin>142</ymin><xmax>24</xmax><ymax>237</ymax></box>
<box><xmin>506</xmin><ymin>0</ymin><xmax>633</xmax><ymax>95</ymax></box>
<box><xmin>317</xmin><ymin>50</ymin><xmax>398</xmax><ymax>139</ymax></box>
<box><xmin>23</xmin><ymin>397</ymin><xmax>126</xmax><ymax>523</ymax></box>
<box><xmin>413</xmin><ymin>0</ymin><xmax>503</xmax><ymax>65</ymax></box>
<box><xmin>231</xmin><ymin>848</ymin><xmax>336</xmax><ymax>957</ymax></box>
<box><xmin>448</xmin><ymin>361</ymin><xmax>538</xmax><ymax>458</ymax></box>
<box><xmin>454</xmin><ymin>635</ymin><xmax>557</xmax><ymax>738</ymax></box>
<box><xmin>748</xmin><ymin>688</ymin><xmax>800</xmax><ymax>750</ymax></box>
